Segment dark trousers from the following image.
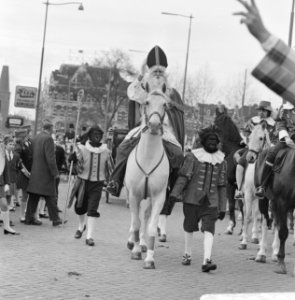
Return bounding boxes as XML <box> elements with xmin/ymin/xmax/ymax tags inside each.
<box><xmin>74</xmin><ymin>181</ymin><xmax>103</xmax><ymax>217</ymax></box>
<box><xmin>26</xmin><ymin>193</ymin><xmax>60</xmax><ymax>223</ymax></box>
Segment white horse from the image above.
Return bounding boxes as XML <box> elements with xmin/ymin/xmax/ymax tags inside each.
<box><xmin>124</xmin><ymin>88</ymin><xmax>170</xmax><ymax>269</ymax></box>
<box><xmin>239</xmin><ymin>123</ymin><xmax>271</xmax><ymax>250</ymax></box>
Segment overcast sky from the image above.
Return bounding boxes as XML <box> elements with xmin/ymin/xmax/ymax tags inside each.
<box><xmin>0</xmin><ymin>0</ymin><xmax>293</xmax><ymax>116</ymax></box>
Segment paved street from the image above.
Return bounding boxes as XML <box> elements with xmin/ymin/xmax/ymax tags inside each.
<box><xmin>1</xmin><ymin>180</ymin><xmax>295</xmax><ymax>300</ymax></box>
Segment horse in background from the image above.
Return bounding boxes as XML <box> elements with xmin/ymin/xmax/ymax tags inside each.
<box><xmin>214</xmin><ymin>105</ymin><xmax>246</xmax><ymax>234</ymax></box>
<box><xmin>239</xmin><ymin>123</ymin><xmax>272</xmax><ymax>251</ymax></box>
<box><xmin>124</xmin><ymin>87</ymin><xmax>170</xmax><ymax>269</ymax></box>
<box><xmin>255</xmin><ymin>142</ymin><xmax>295</xmax><ymax>274</ymax></box>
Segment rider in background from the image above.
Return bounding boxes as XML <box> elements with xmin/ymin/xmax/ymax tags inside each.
<box><xmin>255</xmin><ymin>102</ymin><xmax>295</xmax><ymax>198</ymax></box>
<box><xmin>106</xmin><ymin>46</ymin><xmax>184</xmax><ymax>198</ymax></box>
<box><xmin>235</xmin><ymin>100</ymin><xmax>275</xmax><ymax>200</ymax></box>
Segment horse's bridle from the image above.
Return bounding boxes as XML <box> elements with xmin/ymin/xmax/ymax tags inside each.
<box><xmin>248</xmin><ymin>131</ymin><xmax>267</xmax><ymax>158</ymax></box>
<box><xmin>141</xmin><ymin>103</ymin><xmax>167</xmax><ymax>134</ymax></box>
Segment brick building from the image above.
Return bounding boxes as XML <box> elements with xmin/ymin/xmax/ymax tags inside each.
<box><xmin>40</xmin><ymin>63</ymin><xmax>130</xmax><ymax>135</ymax></box>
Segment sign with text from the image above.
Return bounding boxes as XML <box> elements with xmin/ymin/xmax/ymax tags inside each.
<box><xmin>15</xmin><ymin>86</ymin><xmax>37</xmax><ymax>109</ymax></box>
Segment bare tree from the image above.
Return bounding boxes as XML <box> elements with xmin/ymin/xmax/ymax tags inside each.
<box><xmin>169</xmin><ymin>64</ymin><xmax>216</xmax><ymax>106</ymax></box>
<box><xmin>93</xmin><ymin>49</ymin><xmax>136</xmax><ymax>131</ymax></box>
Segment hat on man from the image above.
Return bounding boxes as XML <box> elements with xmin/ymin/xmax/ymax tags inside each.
<box><xmin>146</xmin><ymin>46</ymin><xmax>168</xmax><ymax>69</ymax></box>
<box><xmin>42</xmin><ymin>119</ymin><xmax>53</xmax><ymax>130</ymax></box>
<box><xmin>3</xmin><ymin>135</ymin><xmax>14</xmax><ymax>145</ymax></box>
<box><xmin>257</xmin><ymin>100</ymin><xmax>273</xmax><ymax>112</ymax></box>
<box><xmin>198</xmin><ymin>125</ymin><xmax>220</xmax><ymax>146</ymax></box>
<box><xmin>87</xmin><ymin>125</ymin><xmax>104</xmax><ymax>138</ymax></box>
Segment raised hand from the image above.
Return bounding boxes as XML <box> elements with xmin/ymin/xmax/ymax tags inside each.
<box><xmin>233</xmin><ymin>0</ymin><xmax>270</xmax><ymax>43</ymax></box>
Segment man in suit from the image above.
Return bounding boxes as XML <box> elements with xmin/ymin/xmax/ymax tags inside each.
<box><xmin>25</xmin><ymin>120</ymin><xmax>62</xmax><ymax>226</ymax></box>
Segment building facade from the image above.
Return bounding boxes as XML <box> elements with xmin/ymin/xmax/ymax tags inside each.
<box><xmin>40</xmin><ymin>63</ymin><xmax>130</xmax><ymax>135</ymax></box>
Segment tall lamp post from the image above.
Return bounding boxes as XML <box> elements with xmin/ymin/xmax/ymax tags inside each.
<box><xmin>34</xmin><ymin>1</ymin><xmax>84</xmax><ymax>136</ymax></box>
<box><xmin>162</xmin><ymin>12</ymin><xmax>193</xmax><ymax>103</ymax></box>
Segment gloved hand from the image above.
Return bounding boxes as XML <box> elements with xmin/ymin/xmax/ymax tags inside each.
<box><xmin>68</xmin><ymin>152</ymin><xmax>77</xmax><ymax>164</ymax></box>
<box><xmin>218</xmin><ymin>211</ymin><xmax>226</xmax><ymax>221</ymax></box>
<box><xmin>4</xmin><ymin>184</ymin><xmax>10</xmax><ymax>193</ymax></box>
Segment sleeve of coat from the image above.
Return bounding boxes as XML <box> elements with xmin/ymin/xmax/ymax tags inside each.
<box><xmin>252</xmin><ymin>39</ymin><xmax>295</xmax><ymax>106</ymax></box>
<box><xmin>44</xmin><ymin>137</ymin><xmax>59</xmax><ymax>177</ymax></box>
<box><xmin>127</xmin><ymin>79</ymin><xmax>147</xmax><ymax>104</ymax></box>
<box><xmin>178</xmin><ymin>152</ymin><xmax>195</xmax><ymax>180</ymax></box>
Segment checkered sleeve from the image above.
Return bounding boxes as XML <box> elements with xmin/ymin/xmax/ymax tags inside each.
<box><xmin>252</xmin><ymin>39</ymin><xmax>295</xmax><ymax>106</ymax></box>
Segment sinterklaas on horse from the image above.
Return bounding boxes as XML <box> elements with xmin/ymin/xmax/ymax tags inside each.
<box><xmin>124</xmin><ymin>86</ymin><xmax>170</xmax><ymax>269</ymax></box>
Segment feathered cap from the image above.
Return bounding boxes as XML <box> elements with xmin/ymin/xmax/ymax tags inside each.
<box><xmin>198</xmin><ymin>125</ymin><xmax>220</xmax><ymax>145</ymax></box>
<box><xmin>87</xmin><ymin>125</ymin><xmax>104</xmax><ymax>138</ymax></box>
<box><xmin>147</xmin><ymin>46</ymin><xmax>168</xmax><ymax>68</ymax></box>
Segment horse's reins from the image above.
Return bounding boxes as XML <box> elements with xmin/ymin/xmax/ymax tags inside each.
<box><xmin>141</xmin><ymin>107</ymin><xmax>166</xmax><ymax>135</ymax></box>
<box><xmin>135</xmin><ymin>144</ymin><xmax>165</xmax><ymax>199</ymax></box>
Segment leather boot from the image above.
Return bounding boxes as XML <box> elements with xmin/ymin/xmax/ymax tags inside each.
<box><xmin>169</xmin><ymin>176</ymin><xmax>188</xmax><ymax>202</ymax></box>
<box><xmin>255</xmin><ymin>163</ymin><xmax>273</xmax><ymax>199</ymax></box>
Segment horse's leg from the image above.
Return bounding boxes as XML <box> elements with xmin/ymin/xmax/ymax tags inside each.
<box><xmin>128</xmin><ymin>197</ymin><xmax>142</xmax><ymax>260</ymax></box>
<box><xmin>275</xmin><ymin>208</ymin><xmax>288</xmax><ymax>274</ymax></box>
<box><xmin>158</xmin><ymin>214</ymin><xmax>167</xmax><ymax>242</ymax></box>
<box><xmin>239</xmin><ymin>191</ymin><xmax>251</xmax><ymax>249</ymax></box>
<box><xmin>251</xmin><ymin>199</ymin><xmax>260</xmax><ymax>244</ymax></box>
<box><xmin>255</xmin><ymin>215</ymin><xmax>267</xmax><ymax>263</ymax></box>
<box><xmin>289</xmin><ymin>208</ymin><xmax>294</xmax><ymax>234</ymax></box>
<box><xmin>143</xmin><ymin>192</ymin><xmax>166</xmax><ymax>269</ymax></box>
<box><xmin>225</xmin><ymin>182</ymin><xmax>236</xmax><ymax>235</ymax></box>
<box><xmin>139</xmin><ymin>198</ymin><xmax>150</xmax><ymax>253</ymax></box>
<box><xmin>271</xmin><ymin>226</ymin><xmax>279</xmax><ymax>262</ymax></box>
<box><xmin>238</xmin><ymin>199</ymin><xmax>244</xmax><ymax>236</ymax></box>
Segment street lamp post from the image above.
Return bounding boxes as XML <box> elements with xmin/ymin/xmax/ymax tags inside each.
<box><xmin>162</xmin><ymin>12</ymin><xmax>193</xmax><ymax>103</ymax></box>
<box><xmin>34</xmin><ymin>0</ymin><xmax>84</xmax><ymax>136</ymax></box>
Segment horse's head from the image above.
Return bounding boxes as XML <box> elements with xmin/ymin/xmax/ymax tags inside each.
<box><xmin>246</xmin><ymin>122</ymin><xmax>270</xmax><ymax>163</ymax></box>
<box><xmin>141</xmin><ymin>86</ymin><xmax>169</xmax><ymax>135</ymax></box>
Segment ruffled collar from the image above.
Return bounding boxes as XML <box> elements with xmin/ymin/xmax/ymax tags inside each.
<box><xmin>82</xmin><ymin>141</ymin><xmax>108</xmax><ymax>154</ymax></box>
<box><xmin>192</xmin><ymin>148</ymin><xmax>225</xmax><ymax>165</ymax></box>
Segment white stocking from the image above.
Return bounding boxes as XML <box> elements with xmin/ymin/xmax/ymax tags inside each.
<box><xmin>2</xmin><ymin>210</ymin><xmax>15</xmax><ymax>232</ymax></box>
<box><xmin>86</xmin><ymin>216</ymin><xmax>96</xmax><ymax>239</ymax></box>
<box><xmin>78</xmin><ymin>214</ymin><xmax>86</xmax><ymax>231</ymax></box>
<box><xmin>184</xmin><ymin>231</ymin><xmax>193</xmax><ymax>256</ymax></box>
<box><xmin>203</xmin><ymin>231</ymin><xmax>214</xmax><ymax>264</ymax></box>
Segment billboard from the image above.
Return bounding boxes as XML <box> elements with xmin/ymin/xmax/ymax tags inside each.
<box><xmin>15</xmin><ymin>86</ymin><xmax>37</xmax><ymax>109</ymax></box>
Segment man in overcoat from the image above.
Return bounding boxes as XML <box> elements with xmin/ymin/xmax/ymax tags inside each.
<box><xmin>25</xmin><ymin>120</ymin><xmax>62</xmax><ymax>226</ymax></box>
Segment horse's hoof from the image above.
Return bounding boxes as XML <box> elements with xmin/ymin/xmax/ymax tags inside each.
<box><xmin>255</xmin><ymin>255</ymin><xmax>266</xmax><ymax>263</ymax></box>
<box><xmin>127</xmin><ymin>241</ymin><xmax>134</xmax><ymax>251</ymax></box>
<box><xmin>271</xmin><ymin>254</ymin><xmax>278</xmax><ymax>262</ymax></box>
<box><xmin>224</xmin><ymin>228</ymin><xmax>233</xmax><ymax>235</ymax></box>
<box><xmin>251</xmin><ymin>238</ymin><xmax>259</xmax><ymax>244</ymax></box>
<box><xmin>159</xmin><ymin>234</ymin><xmax>167</xmax><ymax>242</ymax></box>
<box><xmin>140</xmin><ymin>245</ymin><xmax>147</xmax><ymax>253</ymax></box>
<box><xmin>239</xmin><ymin>244</ymin><xmax>247</xmax><ymax>250</ymax></box>
<box><xmin>143</xmin><ymin>261</ymin><xmax>155</xmax><ymax>269</ymax></box>
<box><xmin>274</xmin><ymin>262</ymin><xmax>287</xmax><ymax>274</ymax></box>
<box><xmin>131</xmin><ymin>252</ymin><xmax>142</xmax><ymax>260</ymax></box>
